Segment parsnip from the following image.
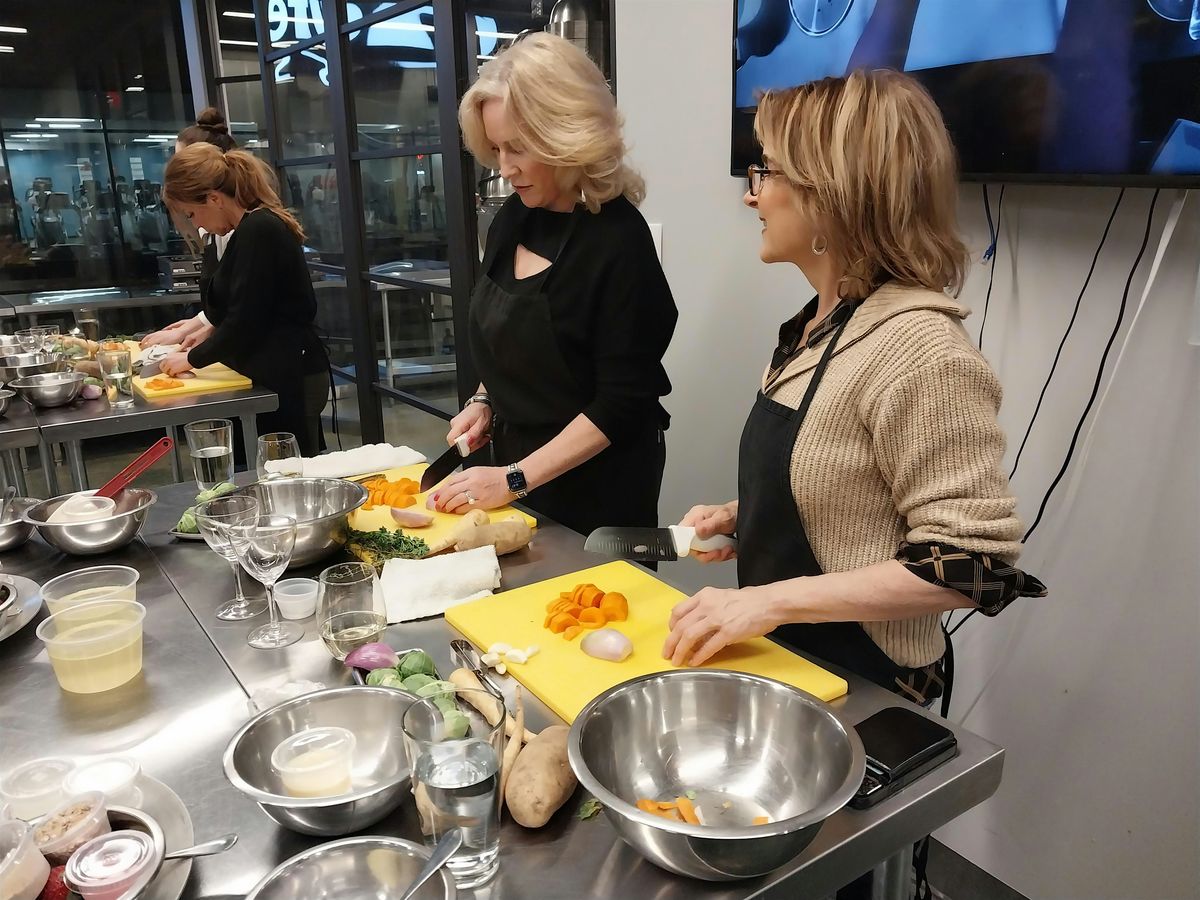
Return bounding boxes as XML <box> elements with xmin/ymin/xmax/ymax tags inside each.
<box><xmin>498</xmin><ymin>686</ymin><xmax>525</xmax><ymax>815</ymax></box>
<box><xmin>425</xmin><ymin>508</ymin><xmax>488</xmax><ymax>555</ymax></box>
<box><xmin>448</xmin><ymin>667</ymin><xmax>538</xmax><ymax>743</ymax></box>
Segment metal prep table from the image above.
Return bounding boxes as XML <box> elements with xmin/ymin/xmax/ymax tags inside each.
<box><xmin>30</xmin><ymin>389</ymin><xmax>278</xmax><ymax>495</ymax></box>
<box><xmin>0</xmin><ymin>401</ymin><xmax>42</xmax><ymax>495</ymax></box>
<box><xmin>137</xmin><ymin>477</ymin><xmax>1005</xmax><ymax>900</ymax></box>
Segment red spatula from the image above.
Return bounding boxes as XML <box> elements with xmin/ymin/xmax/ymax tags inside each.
<box><xmin>96</xmin><ymin>436</ymin><xmax>175</xmax><ymax>499</ymax></box>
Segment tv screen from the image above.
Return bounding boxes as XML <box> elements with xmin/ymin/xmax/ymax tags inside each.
<box><xmin>733</xmin><ymin>0</ymin><xmax>1200</xmax><ymax>184</ymax></box>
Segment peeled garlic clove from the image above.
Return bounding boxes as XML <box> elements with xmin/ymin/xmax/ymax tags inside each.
<box><xmin>524</xmin><ymin>645</ymin><xmax>539</xmax><ymax>658</ymax></box>
<box><xmin>496</xmin><ymin>662</ymin><xmax>507</xmax><ymax>675</ymax></box>
<box><xmin>505</xmin><ymin>649</ymin><xmax>529</xmax><ymax>665</ymax></box>
<box><xmin>488</xmin><ymin>642</ymin><xmax>513</xmax><ymax>655</ymax></box>
<box><xmin>480</xmin><ymin>652</ymin><xmax>502</xmax><ymax>669</ymax></box>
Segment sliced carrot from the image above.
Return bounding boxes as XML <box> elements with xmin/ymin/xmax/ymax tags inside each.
<box><xmin>656</xmin><ymin>801</ymin><xmax>677</xmax><ymax>810</ymax></box>
<box><xmin>570</xmin><ymin>584</ymin><xmax>588</xmax><ymax>605</ymax></box>
<box><xmin>636</xmin><ymin>799</ymin><xmax>659</xmax><ymax>814</ymax></box>
<box><xmin>578</xmin><ymin>608</ymin><xmax>606</xmax><ymax>627</ymax></box>
<box><xmin>676</xmin><ymin>797</ymin><xmax>700</xmax><ymax>825</ymax></box>
<box><xmin>562</xmin><ymin>625</ymin><xmax>583</xmax><ymax>641</ymax></box>
<box><xmin>546</xmin><ymin>598</ymin><xmax>571</xmax><ymax>613</ymax></box>
<box><xmin>581</xmin><ymin>586</ymin><xmax>605</xmax><ymax>608</ymax></box>
<box><xmin>561</xmin><ymin>604</ymin><xmax>585</xmax><ymax>620</ymax></box>
<box><xmin>599</xmin><ymin>592</ymin><xmax>628</xmax><ymax>621</ymax></box>
<box><xmin>752</xmin><ymin>816</ymin><xmax>769</xmax><ymax>826</ymax></box>
<box><xmin>548</xmin><ymin>612</ymin><xmax>578</xmax><ymax>634</ymax></box>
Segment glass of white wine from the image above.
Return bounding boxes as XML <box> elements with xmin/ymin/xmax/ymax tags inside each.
<box><xmin>256</xmin><ymin>432</ymin><xmax>301</xmax><ymax>480</ymax></box>
<box><xmin>185</xmin><ymin>419</ymin><xmax>234</xmax><ymax>490</ymax></box>
<box><xmin>316</xmin><ymin>562</ymin><xmax>386</xmax><ymax>660</ymax></box>
<box><xmin>230</xmin><ymin>514</ymin><xmax>302</xmax><ymax>650</ymax></box>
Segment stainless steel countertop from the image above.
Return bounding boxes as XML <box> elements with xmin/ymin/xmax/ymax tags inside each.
<box><xmin>139</xmin><ymin>477</ymin><xmax>1005</xmax><ymax>900</ymax></box>
<box><xmin>0</xmin><ymin>400</ymin><xmax>42</xmax><ymax>451</ymax></box>
<box><xmin>31</xmin><ymin>389</ymin><xmax>278</xmax><ymax>442</ymax></box>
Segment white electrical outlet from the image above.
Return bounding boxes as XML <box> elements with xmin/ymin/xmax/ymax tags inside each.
<box><xmin>649</xmin><ymin>223</ymin><xmax>664</xmax><ymax>262</ymax></box>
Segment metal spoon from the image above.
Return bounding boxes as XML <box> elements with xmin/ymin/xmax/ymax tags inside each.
<box><xmin>163</xmin><ymin>832</ymin><xmax>238</xmax><ymax>860</ymax></box>
<box><xmin>396</xmin><ymin>830</ymin><xmax>462</xmax><ymax>900</ymax></box>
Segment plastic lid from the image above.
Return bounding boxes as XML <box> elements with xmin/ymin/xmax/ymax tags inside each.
<box><xmin>0</xmin><ymin>758</ymin><xmax>75</xmax><ymax>802</ymax></box>
<box><xmin>66</xmin><ymin>830</ymin><xmax>157</xmax><ymax>887</ymax></box>
<box><xmin>63</xmin><ymin>758</ymin><xmax>140</xmax><ymax>800</ymax></box>
<box><xmin>271</xmin><ymin>727</ymin><xmax>356</xmax><ymax>774</ymax></box>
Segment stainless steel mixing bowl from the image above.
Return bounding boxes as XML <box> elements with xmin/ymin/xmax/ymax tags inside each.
<box><xmin>0</xmin><ymin>352</ymin><xmax>62</xmax><ymax>384</ymax></box>
<box><xmin>0</xmin><ymin>498</ymin><xmax>38</xmax><ymax>552</ymax></box>
<box><xmin>24</xmin><ymin>488</ymin><xmax>157</xmax><ymax>556</ymax></box>
<box><xmin>0</xmin><ymin>388</ymin><xmax>13</xmax><ymax>418</ymax></box>
<box><xmin>246</xmin><ymin>836</ymin><xmax>456</xmax><ymax>899</ymax></box>
<box><xmin>232</xmin><ymin>478</ymin><xmax>367</xmax><ymax>568</ymax></box>
<box><xmin>8</xmin><ymin>371</ymin><xmax>84</xmax><ymax>408</ymax></box>
<box><xmin>223</xmin><ymin>686</ymin><xmax>416</xmax><ymax>836</ymax></box>
<box><xmin>568</xmin><ymin>669</ymin><xmax>865</xmax><ymax>881</ymax></box>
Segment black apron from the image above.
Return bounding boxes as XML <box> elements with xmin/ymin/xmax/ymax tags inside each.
<box><xmin>468</xmin><ymin>211</ymin><xmax>665</xmax><ymax>536</ymax></box>
<box><xmin>736</xmin><ymin>302</ymin><xmax>939</xmax><ymax>698</ymax></box>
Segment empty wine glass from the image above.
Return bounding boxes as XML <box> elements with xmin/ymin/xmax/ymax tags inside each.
<box><xmin>15</xmin><ymin>329</ymin><xmax>39</xmax><ymax>354</ymax></box>
<box><xmin>36</xmin><ymin>325</ymin><xmax>60</xmax><ymax>353</ymax></box>
<box><xmin>195</xmin><ymin>495</ymin><xmax>266</xmax><ymax>622</ymax></box>
<box><xmin>256</xmin><ymin>432</ymin><xmax>301</xmax><ymax>480</ymax></box>
<box><xmin>230</xmin><ymin>513</ymin><xmax>302</xmax><ymax>649</ymax></box>
<box><xmin>185</xmin><ymin>419</ymin><xmax>234</xmax><ymax>490</ymax></box>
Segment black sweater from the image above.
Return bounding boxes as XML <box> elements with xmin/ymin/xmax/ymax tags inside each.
<box><xmin>482</xmin><ymin>194</ymin><xmax>678</xmax><ymax>441</ymax></box>
<box><xmin>188</xmin><ymin>208</ymin><xmax>326</xmax><ymax>385</ymax></box>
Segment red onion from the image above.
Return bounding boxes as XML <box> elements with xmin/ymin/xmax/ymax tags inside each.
<box><xmin>343</xmin><ymin>642</ymin><xmax>399</xmax><ymax>670</ymax></box>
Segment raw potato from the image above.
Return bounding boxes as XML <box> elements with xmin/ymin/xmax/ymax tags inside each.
<box><xmin>504</xmin><ymin>725</ymin><xmax>577</xmax><ymax>828</ymax></box>
<box><xmin>426</xmin><ymin>508</ymin><xmax>489</xmax><ymax>554</ymax></box>
<box><xmin>453</xmin><ymin>514</ymin><xmax>533</xmax><ymax>556</ymax></box>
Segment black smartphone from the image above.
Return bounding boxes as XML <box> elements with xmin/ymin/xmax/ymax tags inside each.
<box><xmin>850</xmin><ymin>707</ymin><xmax>958</xmax><ymax>810</ymax></box>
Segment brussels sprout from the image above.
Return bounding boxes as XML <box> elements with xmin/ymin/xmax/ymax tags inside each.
<box><xmin>399</xmin><ymin>650</ymin><xmax>437</xmax><ymax>679</ymax></box>
<box><xmin>366</xmin><ymin>668</ymin><xmax>405</xmax><ymax>688</ymax></box>
<box><xmin>401</xmin><ymin>673</ymin><xmax>437</xmax><ymax>693</ymax></box>
<box><xmin>441</xmin><ymin>709</ymin><xmax>470</xmax><ymax>740</ymax></box>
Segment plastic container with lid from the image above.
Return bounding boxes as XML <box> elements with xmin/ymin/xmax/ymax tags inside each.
<box><xmin>270</xmin><ymin>726</ymin><xmax>357</xmax><ymax>798</ymax></box>
<box><xmin>274</xmin><ymin>578</ymin><xmax>318</xmax><ymax>620</ymax></box>
<box><xmin>0</xmin><ymin>757</ymin><xmax>75</xmax><ymax>820</ymax></box>
<box><xmin>36</xmin><ymin>600</ymin><xmax>146</xmax><ymax>694</ymax></box>
<box><xmin>63</xmin><ymin>757</ymin><xmax>142</xmax><ymax>808</ymax></box>
<box><xmin>41</xmin><ymin>566</ymin><xmax>140</xmax><ymax>616</ymax></box>
<box><xmin>33</xmin><ymin>791</ymin><xmax>110</xmax><ymax>865</ymax></box>
<box><xmin>65</xmin><ymin>829</ymin><xmax>159</xmax><ymax>900</ymax></box>
<box><xmin>0</xmin><ymin>820</ymin><xmax>50</xmax><ymax>900</ymax></box>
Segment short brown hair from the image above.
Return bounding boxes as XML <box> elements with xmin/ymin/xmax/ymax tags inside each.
<box><xmin>755</xmin><ymin>70</ymin><xmax>968</xmax><ymax>300</ymax></box>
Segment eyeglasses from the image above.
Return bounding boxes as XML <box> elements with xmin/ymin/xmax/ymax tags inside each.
<box><xmin>746</xmin><ymin>164</ymin><xmax>784</xmax><ymax>197</ymax></box>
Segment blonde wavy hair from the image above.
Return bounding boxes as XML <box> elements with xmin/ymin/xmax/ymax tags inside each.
<box><xmin>755</xmin><ymin>69</ymin><xmax>968</xmax><ymax>300</ymax></box>
<box><xmin>164</xmin><ymin>143</ymin><xmax>304</xmax><ymax>244</ymax></box>
<box><xmin>459</xmin><ymin>32</ymin><xmax>644</xmax><ymax>212</ymax></box>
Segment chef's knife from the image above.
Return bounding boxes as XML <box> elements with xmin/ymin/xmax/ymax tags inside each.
<box><xmin>419</xmin><ymin>435</ymin><xmax>472</xmax><ymax>492</ymax></box>
<box><xmin>583</xmin><ymin>525</ymin><xmax>737</xmax><ymax>562</ymax></box>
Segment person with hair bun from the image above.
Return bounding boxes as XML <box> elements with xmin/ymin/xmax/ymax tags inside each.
<box><xmin>433</xmin><ymin>33</ymin><xmax>677</xmax><ymax>538</ymax></box>
<box><xmin>141</xmin><ymin>107</ymin><xmax>239</xmax><ymax>351</ymax></box>
<box><xmin>159</xmin><ymin>143</ymin><xmax>329</xmax><ymax>455</ymax></box>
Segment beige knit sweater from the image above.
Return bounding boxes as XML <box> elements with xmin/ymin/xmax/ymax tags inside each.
<box><xmin>762</xmin><ymin>283</ymin><xmax>1023</xmax><ymax>668</ymax></box>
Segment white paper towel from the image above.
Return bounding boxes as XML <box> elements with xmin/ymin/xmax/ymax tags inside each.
<box><xmin>380</xmin><ymin>545</ymin><xmax>501</xmax><ymax>623</ymax></box>
<box><xmin>266</xmin><ymin>443</ymin><xmax>427</xmax><ymax>479</ymax></box>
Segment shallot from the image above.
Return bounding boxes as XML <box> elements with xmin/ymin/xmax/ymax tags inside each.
<box><xmin>343</xmin><ymin>642</ymin><xmax>400</xmax><ymax>670</ymax></box>
<box><xmin>580</xmin><ymin>628</ymin><xmax>632</xmax><ymax>663</ymax></box>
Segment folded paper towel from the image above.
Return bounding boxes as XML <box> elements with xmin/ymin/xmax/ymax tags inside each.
<box><xmin>265</xmin><ymin>443</ymin><xmax>427</xmax><ymax>479</ymax></box>
<box><xmin>380</xmin><ymin>545</ymin><xmax>501</xmax><ymax>623</ymax></box>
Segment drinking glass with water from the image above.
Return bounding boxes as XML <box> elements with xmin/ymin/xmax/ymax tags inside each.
<box><xmin>97</xmin><ymin>348</ymin><xmax>134</xmax><ymax>408</ymax></box>
<box><xmin>184</xmin><ymin>419</ymin><xmax>234</xmax><ymax>490</ymax></box>
<box><xmin>402</xmin><ymin>688</ymin><xmax>506</xmax><ymax>889</ymax></box>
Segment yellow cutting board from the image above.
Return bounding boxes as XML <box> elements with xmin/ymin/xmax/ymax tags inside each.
<box><xmin>347</xmin><ymin>464</ymin><xmax>537</xmax><ymax>550</ymax></box>
<box><xmin>132</xmin><ymin>362</ymin><xmax>252</xmax><ymax>398</ymax></box>
<box><xmin>446</xmin><ymin>561</ymin><xmax>848</xmax><ymax>722</ymax></box>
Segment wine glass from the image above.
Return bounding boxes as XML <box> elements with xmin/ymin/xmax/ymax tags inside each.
<box><xmin>316</xmin><ymin>562</ymin><xmax>387</xmax><ymax>660</ymax></box>
<box><xmin>230</xmin><ymin>513</ymin><xmax>302</xmax><ymax>649</ymax></box>
<box><xmin>194</xmin><ymin>495</ymin><xmax>266</xmax><ymax>622</ymax></box>
<box><xmin>15</xmin><ymin>328</ymin><xmax>39</xmax><ymax>354</ymax></box>
<box><xmin>256</xmin><ymin>432</ymin><xmax>301</xmax><ymax>480</ymax></box>
<box><xmin>185</xmin><ymin>419</ymin><xmax>234</xmax><ymax>490</ymax></box>
<box><xmin>37</xmin><ymin>325</ymin><xmax>60</xmax><ymax>354</ymax></box>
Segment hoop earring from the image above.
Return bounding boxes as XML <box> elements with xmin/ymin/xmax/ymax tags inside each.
<box><xmin>812</xmin><ymin>235</ymin><xmax>827</xmax><ymax>256</ymax></box>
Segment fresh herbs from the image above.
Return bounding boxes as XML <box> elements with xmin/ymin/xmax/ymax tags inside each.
<box><xmin>576</xmin><ymin>797</ymin><xmax>603</xmax><ymax>821</ymax></box>
<box><xmin>346</xmin><ymin>527</ymin><xmax>429</xmax><ymax>566</ymax></box>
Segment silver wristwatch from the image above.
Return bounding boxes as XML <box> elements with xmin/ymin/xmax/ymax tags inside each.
<box><xmin>465</xmin><ymin>393</ymin><xmax>492</xmax><ymax>410</ymax></box>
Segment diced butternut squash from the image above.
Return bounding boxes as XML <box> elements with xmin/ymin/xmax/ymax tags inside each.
<box><xmin>563</xmin><ymin>625</ymin><xmax>583</xmax><ymax>641</ymax></box>
<box><xmin>548</xmin><ymin>612</ymin><xmax>578</xmax><ymax>634</ymax></box>
<box><xmin>599</xmin><ymin>592</ymin><xmax>628</xmax><ymax>621</ymax></box>
<box><xmin>578</xmin><ymin>608</ymin><xmax>606</xmax><ymax>628</ymax></box>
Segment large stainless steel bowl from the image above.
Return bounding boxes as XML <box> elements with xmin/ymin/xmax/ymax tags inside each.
<box><xmin>0</xmin><ymin>352</ymin><xmax>62</xmax><ymax>383</ymax></box>
<box><xmin>0</xmin><ymin>388</ymin><xmax>13</xmax><ymax>418</ymax></box>
<box><xmin>224</xmin><ymin>686</ymin><xmax>416</xmax><ymax>836</ymax></box>
<box><xmin>0</xmin><ymin>498</ymin><xmax>38</xmax><ymax>552</ymax></box>
<box><xmin>232</xmin><ymin>478</ymin><xmax>367</xmax><ymax>568</ymax></box>
<box><xmin>568</xmin><ymin>670</ymin><xmax>865</xmax><ymax>881</ymax></box>
<box><xmin>24</xmin><ymin>488</ymin><xmax>157</xmax><ymax>556</ymax></box>
<box><xmin>8</xmin><ymin>371</ymin><xmax>84</xmax><ymax>408</ymax></box>
<box><xmin>246</xmin><ymin>836</ymin><xmax>455</xmax><ymax>899</ymax></box>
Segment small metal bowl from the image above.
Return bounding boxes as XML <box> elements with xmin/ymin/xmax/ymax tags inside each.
<box><xmin>0</xmin><ymin>498</ymin><xmax>38</xmax><ymax>553</ymax></box>
<box><xmin>0</xmin><ymin>388</ymin><xmax>13</xmax><ymax>418</ymax></box>
<box><xmin>568</xmin><ymin>670</ymin><xmax>866</xmax><ymax>881</ymax></box>
<box><xmin>8</xmin><ymin>371</ymin><xmax>84</xmax><ymax>409</ymax></box>
<box><xmin>0</xmin><ymin>352</ymin><xmax>62</xmax><ymax>384</ymax></box>
<box><xmin>246</xmin><ymin>836</ymin><xmax>456</xmax><ymax>899</ymax></box>
<box><xmin>24</xmin><ymin>488</ymin><xmax>157</xmax><ymax>556</ymax></box>
<box><xmin>223</xmin><ymin>686</ymin><xmax>417</xmax><ymax>836</ymax></box>
<box><xmin>232</xmin><ymin>478</ymin><xmax>367</xmax><ymax>569</ymax></box>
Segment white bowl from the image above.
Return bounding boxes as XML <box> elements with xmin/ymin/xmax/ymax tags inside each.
<box><xmin>274</xmin><ymin>578</ymin><xmax>318</xmax><ymax>620</ymax></box>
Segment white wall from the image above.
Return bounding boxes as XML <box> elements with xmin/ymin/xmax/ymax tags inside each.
<box><xmin>615</xmin><ymin>3</ymin><xmax>1200</xmax><ymax>898</ymax></box>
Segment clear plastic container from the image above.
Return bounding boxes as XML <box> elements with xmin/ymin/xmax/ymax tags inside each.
<box><xmin>271</xmin><ymin>727</ymin><xmax>357</xmax><ymax>798</ymax></box>
<box><xmin>41</xmin><ymin>566</ymin><xmax>140</xmax><ymax>616</ymax></box>
<box><xmin>63</xmin><ymin>758</ymin><xmax>142</xmax><ymax>808</ymax></box>
<box><xmin>65</xmin><ymin>829</ymin><xmax>159</xmax><ymax>900</ymax></box>
<box><xmin>0</xmin><ymin>820</ymin><xmax>50</xmax><ymax>900</ymax></box>
<box><xmin>0</xmin><ymin>757</ymin><xmax>75</xmax><ymax>820</ymax></box>
<box><xmin>274</xmin><ymin>578</ymin><xmax>318</xmax><ymax>620</ymax></box>
<box><xmin>36</xmin><ymin>600</ymin><xmax>146</xmax><ymax>694</ymax></box>
<box><xmin>32</xmin><ymin>791</ymin><xmax>110</xmax><ymax>865</ymax></box>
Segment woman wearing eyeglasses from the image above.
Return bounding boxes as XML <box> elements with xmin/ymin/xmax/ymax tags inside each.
<box><xmin>663</xmin><ymin>70</ymin><xmax>1045</xmax><ymax>707</ymax></box>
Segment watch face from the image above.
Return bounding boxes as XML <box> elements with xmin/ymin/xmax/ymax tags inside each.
<box><xmin>506</xmin><ymin>470</ymin><xmax>526</xmax><ymax>492</ymax></box>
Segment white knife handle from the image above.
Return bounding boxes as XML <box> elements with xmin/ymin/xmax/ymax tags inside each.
<box><xmin>454</xmin><ymin>435</ymin><xmax>471</xmax><ymax>457</ymax></box>
<box><xmin>692</xmin><ymin>533</ymin><xmax>737</xmax><ymax>554</ymax></box>
<box><xmin>668</xmin><ymin>525</ymin><xmax>737</xmax><ymax>557</ymax></box>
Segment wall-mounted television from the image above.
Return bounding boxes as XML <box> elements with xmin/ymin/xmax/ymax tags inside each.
<box><xmin>732</xmin><ymin>0</ymin><xmax>1200</xmax><ymax>185</ymax></box>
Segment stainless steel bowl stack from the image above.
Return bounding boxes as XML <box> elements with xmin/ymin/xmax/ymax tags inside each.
<box><xmin>246</xmin><ymin>836</ymin><xmax>456</xmax><ymax>899</ymax></box>
<box><xmin>0</xmin><ymin>352</ymin><xmax>63</xmax><ymax>384</ymax></box>
<box><xmin>0</xmin><ymin>498</ymin><xmax>38</xmax><ymax>552</ymax></box>
<box><xmin>0</xmin><ymin>388</ymin><xmax>13</xmax><ymax>418</ymax></box>
<box><xmin>223</xmin><ymin>686</ymin><xmax>416</xmax><ymax>836</ymax></box>
<box><xmin>8</xmin><ymin>371</ymin><xmax>84</xmax><ymax>408</ymax></box>
<box><xmin>24</xmin><ymin>489</ymin><xmax>157</xmax><ymax>556</ymax></box>
<box><xmin>232</xmin><ymin>478</ymin><xmax>367</xmax><ymax>568</ymax></box>
<box><xmin>568</xmin><ymin>670</ymin><xmax>865</xmax><ymax>881</ymax></box>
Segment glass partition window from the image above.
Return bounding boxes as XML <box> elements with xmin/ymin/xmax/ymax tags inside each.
<box><xmin>367</xmin><ymin>278</ymin><xmax>457</xmax><ymax>412</ymax></box>
<box><xmin>279</xmin><ymin>162</ymin><xmax>341</xmax><ymax>260</ymax></box>
<box><xmin>348</xmin><ymin>18</ymin><xmax>440</xmax><ymax>151</ymax></box>
<box><xmin>273</xmin><ymin>47</ymin><xmax>334</xmax><ymax>157</ymax></box>
<box><xmin>359</xmin><ymin>153</ymin><xmax>448</xmax><ymax>274</ymax></box>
